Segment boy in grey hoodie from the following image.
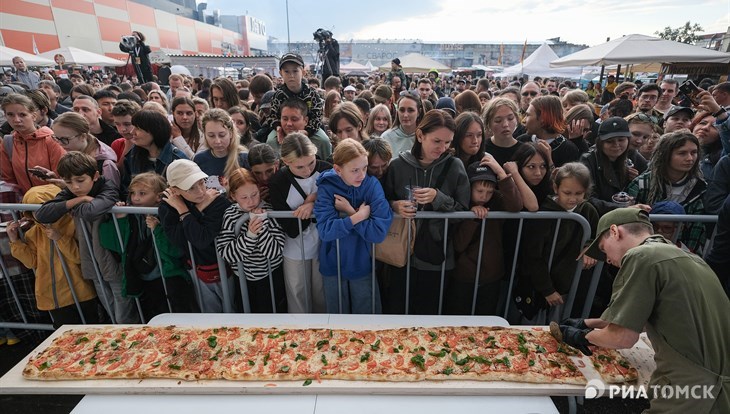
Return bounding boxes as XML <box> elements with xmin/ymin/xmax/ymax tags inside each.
<box><xmin>35</xmin><ymin>151</ymin><xmax>138</xmax><ymax>323</ymax></box>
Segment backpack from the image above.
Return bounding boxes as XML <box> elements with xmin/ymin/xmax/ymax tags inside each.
<box><xmin>3</xmin><ymin>134</ymin><xmax>12</xmax><ymax>161</ymax></box>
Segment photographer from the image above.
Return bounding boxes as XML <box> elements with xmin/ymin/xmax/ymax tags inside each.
<box><xmin>314</xmin><ymin>29</ymin><xmax>339</xmax><ymax>81</ymax></box>
<box><xmin>119</xmin><ymin>31</ymin><xmax>152</xmax><ymax>84</ymax></box>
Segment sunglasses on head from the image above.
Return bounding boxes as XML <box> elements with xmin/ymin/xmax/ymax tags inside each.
<box><xmin>399</xmin><ymin>90</ymin><xmax>420</xmax><ymax>99</ymax></box>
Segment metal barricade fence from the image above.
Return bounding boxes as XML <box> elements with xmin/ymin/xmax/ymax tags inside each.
<box><xmin>0</xmin><ymin>203</ymin><xmax>719</xmax><ymax>332</ymax></box>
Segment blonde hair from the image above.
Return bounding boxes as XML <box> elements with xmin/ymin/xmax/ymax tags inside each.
<box><xmin>53</xmin><ymin>111</ymin><xmax>90</xmax><ymax>135</ymax></box>
<box><xmin>129</xmin><ymin>172</ymin><xmax>167</xmax><ymax>203</ymax></box>
<box><xmin>482</xmin><ymin>97</ymin><xmax>519</xmax><ymax>130</ymax></box>
<box><xmin>201</xmin><ymin>108</ymin><xmax>245</xmax><ymax>179</ymax></box>
<box><xmin>53</xmin><ymin>112</ymin><xmax>96</xmax><ymax>152</ymax></box>
<box><xmin>280</xmin><ymin>132</ymin><xmax>317</xmax><ymax>165</ymax></box>
<box><xmin>147</xmin><ymin>90</ymin><xmax>169</xmax><ymax>111</ymax></box>
<box><xmin>365</xmin><ymin>104</ymin><xmax>392</xmax><ymax>136</ymax></box>
<box><xmin>562</xmin><ymin>89</ymin><xmax>590</xmax><ymax>108</ymax></box>
<box><xmin>332</xmin><ymin>138</ymin><xmax>368</xmax><ymax>166</ymax></box>
<box><xmin>142</xmin><ymin>101</ymin><xmax>168</xmax><ymax>117</ymax></box>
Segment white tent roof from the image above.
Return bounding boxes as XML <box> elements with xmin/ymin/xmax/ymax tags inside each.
<box><xmin>364</xmin><ymin>60</ymin><xmax>375</xmax><ymax>72</ymax></box>
<box><xmin>498</xmin><ymin>43</ymin><xmax>587</xmax><ymax>78</ymax></box>
<box><xmin>340</xmin><ymin>61</ymin><xmax>369</xmax><ymax>72</ymax></box>
<box><xmin>0</xmin><ymin>45</ymin><xmax>54</xmax><ymax>66</ymax></box>
<box><xmin>551</xmin><ymin>34</ymin><xmax>730</xmax><ymax>67</ymax></box>
<box><xmin>40</xmin><ymin>47</ymin><xmax>126</xmax><ymax>67</ymax></box>
<box><xmin>379</xmin><ymin>53</ymin><xmax>449</xmax><ymax>72</ymax></box>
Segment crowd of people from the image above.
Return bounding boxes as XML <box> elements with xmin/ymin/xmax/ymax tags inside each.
<box><xmin>2</xmin><ymin>52</ymin><xmax>730</xmax><ymax>412</ymax></box>
<box><xmin>0</xmin><ymin>53</ymin><xmax>728</xmax><ymax>325</ymax></box>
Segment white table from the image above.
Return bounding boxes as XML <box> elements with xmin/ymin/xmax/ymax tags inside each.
<box><xmin>69</xmin><ymin>313</ymin><xmax>558</xmax><ymax>413</ymax></box>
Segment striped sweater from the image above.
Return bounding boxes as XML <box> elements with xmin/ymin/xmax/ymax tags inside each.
<box><xmin>216</xmin><ymin>202</ymin><xmax>285</xmax><ymax>281</ymax></box>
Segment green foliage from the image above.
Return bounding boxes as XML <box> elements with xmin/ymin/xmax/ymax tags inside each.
<box><xmin>655</xmin><ymin>21</ymin><xmax>704</xmax><ymax>44</ymax></box>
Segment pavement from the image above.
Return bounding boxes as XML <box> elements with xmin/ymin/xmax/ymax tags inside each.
<box><xmin>0</xmin><ymin>330</ymin><xmax>649</xmax><ymax>414</ymax></box>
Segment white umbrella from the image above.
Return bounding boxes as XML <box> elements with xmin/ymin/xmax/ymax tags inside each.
<box><xmin>40</xmin><ymin>46</ymin><xmax>126</xmax><ymax>67</ymax></box>
<box><xmin>0</xmin><ymin>45</ymin><xmax>54</xmax><ymax>66</ymax></box>
<box><xmin>170</xmin><ymin>65</ymin><xmax>191</xmax><ymax>76</ymax></box>
<box><xmin>551</xmin><ymin>34</ymin><xmax>730</xmax><ymax>67</ymax></box>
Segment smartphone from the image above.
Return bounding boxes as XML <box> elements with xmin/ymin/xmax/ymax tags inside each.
<box><xmin>679</xmin><ymin>81</ymin><xmax>701</xmax><ymax>105</ymax></box>
<box><xmin>27</xmin><ymin>168</ymin><xmax>50</xmax><ymax>179</ymax></box>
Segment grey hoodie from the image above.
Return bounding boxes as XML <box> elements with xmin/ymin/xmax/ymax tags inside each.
<box><xmin>382</xmin><ymin>151</ymin><xmax>470</xmax><ymax>270</ymax></box>
<box><xmin>381</xmin><ymin>126</ymin><xmax>415</xmax><ymax>159</ymax></box>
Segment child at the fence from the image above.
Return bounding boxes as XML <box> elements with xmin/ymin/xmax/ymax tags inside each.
<box><xmin>269</xmin><ymin>132</ymin><xmax>330</xmax><ymax>313</ymax></box>
<box><xmin>514</xmin><ymin>162</ymin><xmax>598</xmax><ymax>324</ymax></box>
<box><xmin>650</xmin><ymin>200</ymin><xmax>692</xmax><ymax>253</ymax></box>
<box><xmin>193</xmin><ymin>108</ymin><xmax>250</xmax><ymax>192</ymax></box>
<box><xmin>314</xmin><ymin>138</ymin><xmax>393</xmax><ymax>314</ymax></box>
<box><xmin>159</xmin><ymin>159</ymin><xmax>232</xmax><ymax>313</ymax></box>
<box><xmin>99</xmin><ymin>173</ymin><xmax>196</xmax><ymax>321</ymax></box>
<box><xmin>216</xmin><ymin>168</ymin><xmax>287</xmax><ymax>313</ymax></box>
<box><xmin>247</xmin><ymin>143</ymin><xmax>279</xmax><ymax>203</ymax></box>
<box><xmin>8</xmin><ymin>184</ymin><xmax>98</xmax><ymax>328</ymax></box>
<box><xmin>1</xmin><ymin>93</ymin><xmax>66</xmax><ymax>195</ymax></box>
<box><xmin>448</xmin><ymin>157</ymin><xmax>523</xmax><ymax>315</ymax></box>
<box><xmin>34</xmin><ymin>152</ymin><xmax>138</xmax><ymax>324</ymax></box>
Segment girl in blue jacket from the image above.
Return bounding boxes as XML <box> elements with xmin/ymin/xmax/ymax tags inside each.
<box><xmin>314</xmin><ymin>139</ymin><xmax>393</xmax><ymax>313</ymax></box>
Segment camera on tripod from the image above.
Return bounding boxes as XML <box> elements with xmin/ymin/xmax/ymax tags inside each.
<box><xmin>313</xmin><ymin>28</ymin><xmax>332</xmax><ymax>51</ymax></box>
<box><xmin>121</xmin><ymin>35</ymin><xmax>138</xmax><ymax>49</ymax></box>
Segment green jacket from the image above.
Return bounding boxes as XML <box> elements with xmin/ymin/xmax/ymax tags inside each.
<box><xmin>99</xmin><ymin>215</ymin><xmax>189</xmax><ymax>298</ymax></box>
<box><xmin>625</xmin><ymin>171</ymin><xmax>707</xmax><ymax>253</ymax></box>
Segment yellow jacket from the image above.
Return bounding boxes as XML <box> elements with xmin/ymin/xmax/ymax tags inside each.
<box><xmin>9</xmin><ymin>185</ymin><xmax>96</xmax><ymax>310</ymax></box>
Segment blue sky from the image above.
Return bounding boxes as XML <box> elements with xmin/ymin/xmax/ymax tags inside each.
<box><xmin>204</xmin><ymin>0</ymin><xmax>729</xmax><ymax>46</ymax></box>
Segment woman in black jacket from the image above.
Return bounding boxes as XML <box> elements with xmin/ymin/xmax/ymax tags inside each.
<box><xmin>580</xmin><ymin>117</ymin><xmax>647</xmax><ymax>215</ymax></box>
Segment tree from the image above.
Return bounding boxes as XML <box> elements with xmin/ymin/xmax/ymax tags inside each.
<box><xmin>655</xmin><ymin>21</ymin><xmax>704</xmax><ymax>44</ymax></box>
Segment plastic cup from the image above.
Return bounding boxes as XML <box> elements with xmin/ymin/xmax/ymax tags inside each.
<box><xmin>612</xmin><ymin>192</ymin><xmax>635</xmax><ymax>207</ymax></box>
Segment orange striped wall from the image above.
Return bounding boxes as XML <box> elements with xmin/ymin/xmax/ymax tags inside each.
<box><xmin>0</xmin><ymin>0</ymin><xmax>248</xmax><ymax>57</ymax></box>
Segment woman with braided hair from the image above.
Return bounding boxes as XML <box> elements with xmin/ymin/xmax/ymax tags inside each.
<box><xmin>625</xmin><ymin>131</ymin><xmax>707</xmax><ymax>253</ymax></box>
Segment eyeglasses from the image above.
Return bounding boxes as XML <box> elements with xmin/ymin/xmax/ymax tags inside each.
<box><xmin>521</xmin><ymin>91</ymin><xmax>538</xmax><ymax>97</ymax></box>
<box><xmin>52</xmin><ymin>134</ymin><xmax>80</xmax><ymax>145</ymax></box>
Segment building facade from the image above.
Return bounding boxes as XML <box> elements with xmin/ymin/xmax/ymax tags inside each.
<box><xmin>0</xmin><ymin>0</ymin><xmax>256</xmax><ymax>60</ymax></box>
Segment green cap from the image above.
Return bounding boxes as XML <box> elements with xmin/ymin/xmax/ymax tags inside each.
<box><xmin>582</xmin><ymin>208</ymin><xmax>652</xmax><ymax>260</ymax></box>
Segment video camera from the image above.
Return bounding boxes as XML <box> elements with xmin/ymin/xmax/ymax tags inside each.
<box><xmin>313</xmin><ymin>28</ymin><xmax>332</xmax><ymax>43</ymax></box>
<box><xmin>121</xmin><ymin>35</ymin><xmax>138</xmax><ymax>49</ymax></box>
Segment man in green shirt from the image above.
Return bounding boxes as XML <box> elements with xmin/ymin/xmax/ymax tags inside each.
<box><xmin>560</xmin><ymin>208</ymin><xmax>729</xmax><ymax>413</ymax></box>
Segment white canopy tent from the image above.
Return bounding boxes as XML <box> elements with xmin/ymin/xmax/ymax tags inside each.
<box><xmin>40</xmin><ymin>47</ymin><xmax>126</xmax><ymax>67</ymax></box>
<box><xmin>379</xmin><ymin>53</ymin><xmax>449</xmax><ymax>72</ymax></box>
<box><xmin>340</xmin><ymin>61</ymin><xmax>370</xmax><ymax>73</ymax></box>
<box><xmin>551</xmin><ymin>34</ymin><xmax>730</xmax><ymax>67</ymax></box>
<box><xmin>498</xmin><ymin>43</ymin><xmax>589</xmax><ymax>78</ymax></box>
<box><xmin>0</xmin><ymin>45</ymin><xmax>54</xmax><ymax>66</ymax></box>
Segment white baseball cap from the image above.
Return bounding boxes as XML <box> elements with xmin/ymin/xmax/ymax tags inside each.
<box><xmin>166</xmin><ymin>159</ymin><xmax>208</xmax><ymax>190</ymax></box>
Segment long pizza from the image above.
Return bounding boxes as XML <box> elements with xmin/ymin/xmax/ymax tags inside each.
<box><xmin>23</xmin><ymin>325</ymin><xmax>636</xmax><ymax>385</ymax></box>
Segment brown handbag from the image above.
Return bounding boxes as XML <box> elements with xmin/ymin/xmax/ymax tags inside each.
<box><xmin>374</xmin><ymin>217</ymin><xmax>416</xmax><ymax>267</ymax></box>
